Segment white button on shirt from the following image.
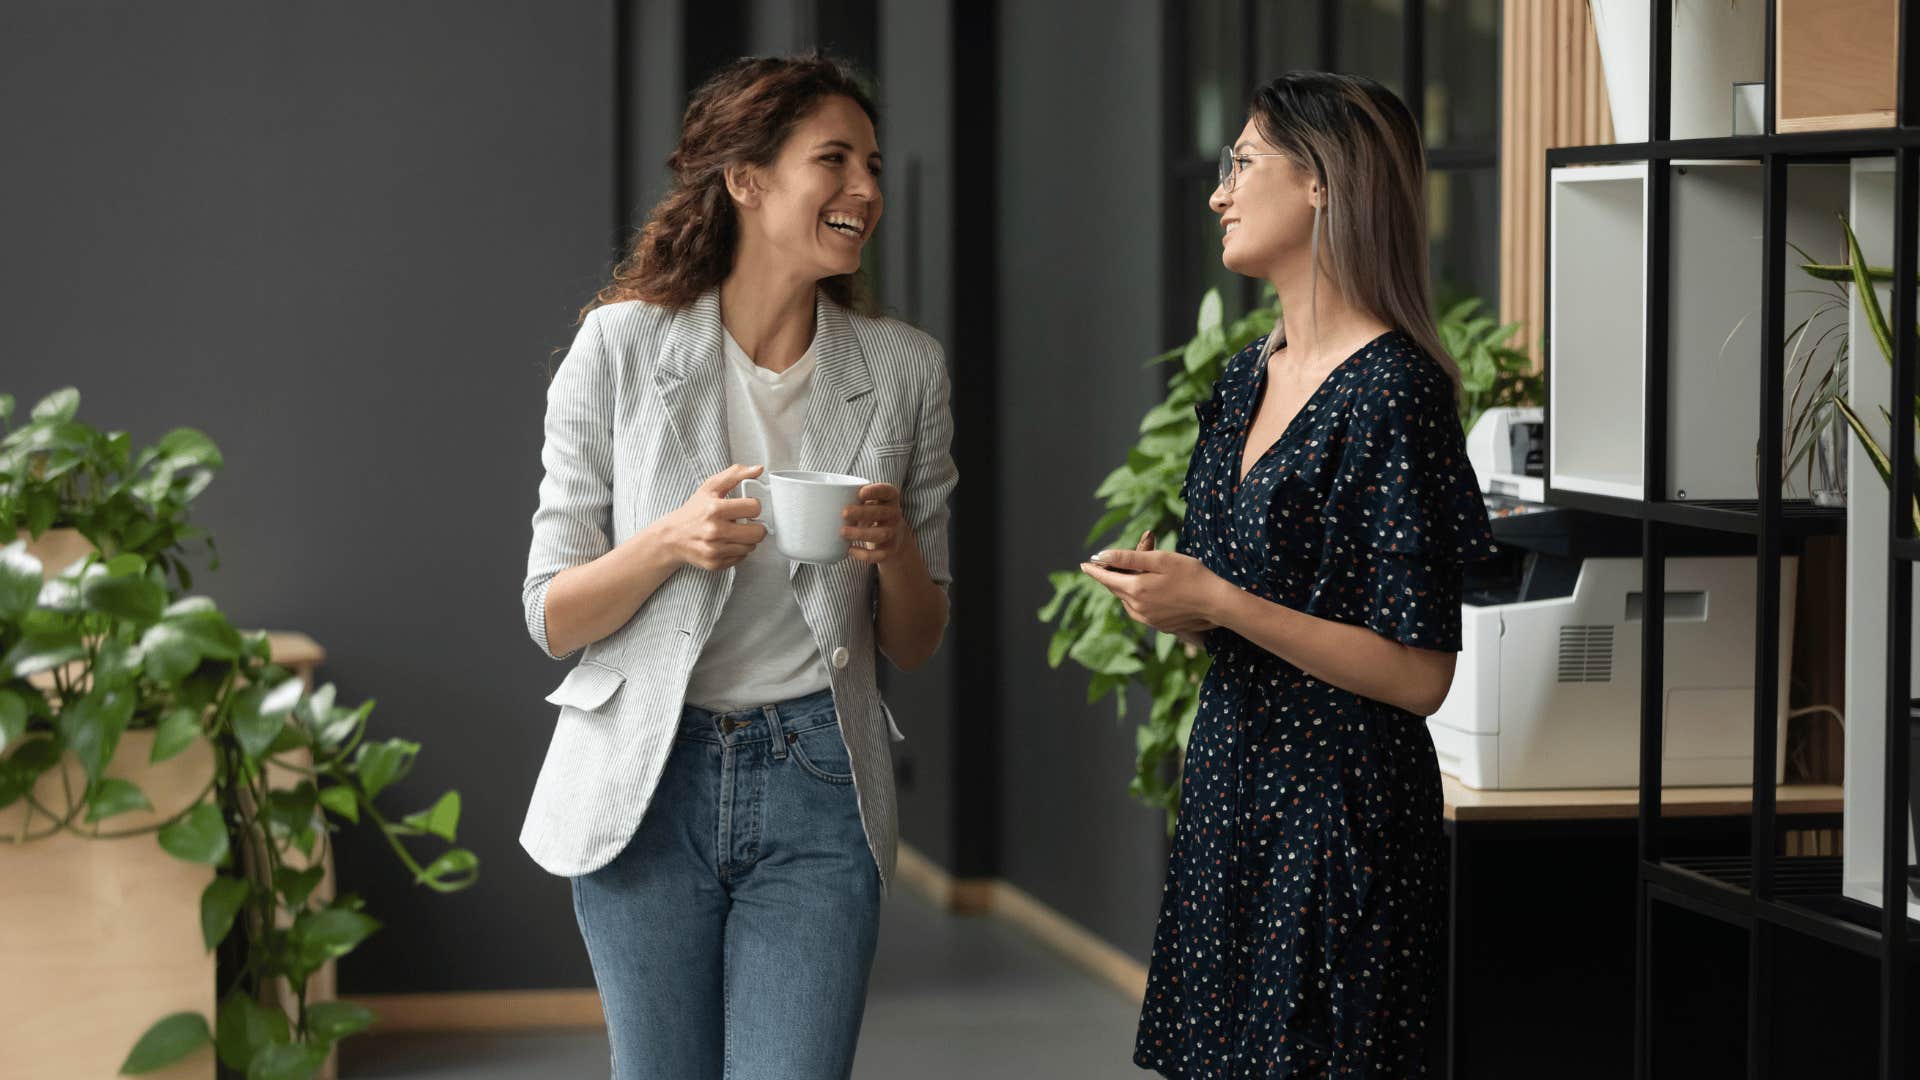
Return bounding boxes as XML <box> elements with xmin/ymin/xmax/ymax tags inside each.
<box><xmin>831</xmin><ymin>646</ymin><xmax>850</xmax><ymax>670</ymax></box>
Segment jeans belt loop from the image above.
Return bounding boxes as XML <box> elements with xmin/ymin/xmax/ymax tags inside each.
<box><xmin>764</xmin><ymin>702</ymin><xmax>788</xmax><ymax>760</ymax></box>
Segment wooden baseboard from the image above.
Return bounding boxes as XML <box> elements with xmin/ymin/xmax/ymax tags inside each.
<box><xmin>349</xmin><ymin>988</ymin><xmax>604</xmax><ymax>1033</ymax></box>
<box><xmin>351</xmin><ymin>845</ymin><xmax>1147</xmax><ymax>1034</ymax></box>
<box><xmin>893</xmin><ymin>843</ymin><xmax>1148</xmax><ymax>1004</ymax></box>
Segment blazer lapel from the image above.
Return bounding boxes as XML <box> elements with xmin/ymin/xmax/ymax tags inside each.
<box><xmin>652</xmin><ymin>290</ymin><xmax>731</xmax><ymax>490</ymax></box>
<box><xmin>792</xmin><ymin>292</ymin><xmax>877</xmax><ymax>580</ymax></box>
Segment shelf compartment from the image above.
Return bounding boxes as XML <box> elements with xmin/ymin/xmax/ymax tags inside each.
<box><xmin>1545</xmin><ymin>490</ymin><xmax>1850</xmax><ymax>537</ymax></box>
<box><xmin>1547</xmin><ymin>162</ymin><xmax>1852</xmax><ymax>505</ymax></box>
<box><xmin>1644</xmin><ymin>856</ymin><xmax>1901</xmax><ymax>958</ymax></box>
<box><xmin>1840</xmin><ymin>155</ymin><xmax>1920</xmax><ymax>928</ymax></box>
<box><xmin>1777</xmin><ymin>0</ymin><xmax>1900</xmax><ymax>133</ymax></box>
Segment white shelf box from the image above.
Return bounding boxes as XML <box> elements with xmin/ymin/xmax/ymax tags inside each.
<box><xmin>1550</xmin><ymin>164</ymin><xmax>1647</xmax><ymax>500</ymax></box>
<box><xmin>1549</xmin><ymin>162</ymin><xmax>1853</xmax><ymax>503</ymax></box>
<box><xmin>1589</xmin><ymin>0</ymin><xmax>1767</xmax><ymax>142</ymax></box>
<box><xmin>1841</xmin><ymin>156</ymin><xmax>1920</xmax><ymax>924</ymax></box>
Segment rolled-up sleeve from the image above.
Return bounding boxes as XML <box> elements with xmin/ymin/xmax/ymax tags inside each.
<box><xmin>522</xmin><ymin>309</ymin><xmax>616</xmax><ymax>660</ymax></box>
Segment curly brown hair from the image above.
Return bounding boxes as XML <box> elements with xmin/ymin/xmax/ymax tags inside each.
<box><xmin>583</xmin><ymin>53</ymin><xmax>879</xmax><ymax>318</ymax></box>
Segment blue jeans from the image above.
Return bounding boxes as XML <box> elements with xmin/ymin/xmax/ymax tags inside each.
<box><xmin>570</xmin><ymin>688</ymin><xmax>883</xmax><ymax>1080</ymax></box>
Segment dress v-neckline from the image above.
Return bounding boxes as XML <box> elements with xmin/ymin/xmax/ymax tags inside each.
<box><xmin>1232</xmin><ymin>330</ymin><xmax>1393</xmax><ymax>492</ymax></box>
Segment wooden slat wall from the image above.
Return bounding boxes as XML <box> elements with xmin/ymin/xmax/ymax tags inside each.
<box><xmin>1499</xmin><ymin>0</ymin><xmax>1615</xmax><ymax>364</ymax></box>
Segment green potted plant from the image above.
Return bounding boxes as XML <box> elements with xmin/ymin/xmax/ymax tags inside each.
<box><xmin>1809</xmin><ymin>216</ymin><xmax>1919</xmax><ymax>526</ymax></box>
<box><xmin>1038</xmin><ymin>290</ymin><xmax>1539</xmax><ymax>828</ymax></box>
<box><xmin>0</xmin><ymin>388</ymin><xmax>476</xmax><ymax>1078</ymax></box>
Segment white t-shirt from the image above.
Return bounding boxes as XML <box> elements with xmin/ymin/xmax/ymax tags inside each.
<box><xmin>682</xmin><ymin>327</ymin><xmax>832</xmax><ymax>711</ymax></box>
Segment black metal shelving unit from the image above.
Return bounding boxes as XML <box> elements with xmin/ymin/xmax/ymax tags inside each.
<box><xmin>1541</xmin><ymin>2</ymin><xmax>1920</xmax><ymax>1077</ymax></box>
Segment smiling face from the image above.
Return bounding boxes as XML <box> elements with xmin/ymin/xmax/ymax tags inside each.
<box><xmin>1209</xmin><ymin>116</ymin><xmax>1321</xmax><ymax>280</ymax></box>
<box><xmin>730</xmin><ymin>94</ymin><xmax>884</xmax><ymax>283</ymax></box>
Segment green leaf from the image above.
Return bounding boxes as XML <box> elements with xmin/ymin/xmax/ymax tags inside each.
<box><xmin>200</xmin><ymin>876</ymin><xmax>251</xmax><ymax>950</ymax></box>
<box><xmin>247</xmin><ymin>1042</ymin><xmax>325</xmax><ymax>1080</ymax></box>
<box><xmin>1846</xmin><ymin>214</ymin><xmax>1896</xmax><ymax>364</ymax></box>
<box><xmin>153</xmin><ymin>427</ymin><xmax>224</xmax><ymax>471</ymax></box>
<box><xmin>317</xmin><ymin>784</ymin><xmax>359</xmax><ymax>823</ymax></box>
<box><xmin>1046</xmin><ymin>624</ymin><xmax>1079</xmax><ymax>669</ymax></box>
<box><xmin>103</xmin><ymin>552</ymin><xmax>146</xmax><ymax>576</ymax></box>
<box><xmin>231</xmin><ymin>680</ymin><xmax>301</xmax><ymax>762</ymax></box>
<box><xmin>119</xmin><ymin>1011</ymin><xmax>210</xmax><ymax>1074</ymax></box>
<box><xmin>2</xmin><ymin>627</ymin><xmax>85</xmax><ymax>679</ymax></box>
<box><xmin>1069</xmin><ymin>630</ymin><xmax>1145</xmax><ymax>677</ymax></box>
<box><xmin>304</xmin><ymin>1000</ymin><xmax>377</xmax><ymax>1043</ymax></box>
<box><xmin>0</xmin><ymin>737</ymin><xmax>60</xmax><ymax>809</ymax></box>
<box><xmin>158</xmin><ymin>802</ymin><xmax>230</xmax><ymax>866</ymax></box>
<box><xmin>401</xmin><ymin>791</ymin><xmax>461</xmax><ymax>842</ymax></box>
<box><xmin>58</xmin><ymin>687</ymin><xmax>136</xmax><ymax>783</ymax></box>
<box><xmin>416</xmin><ymin>848</ymin><xmax>480</xmax><ymax>892</ymax></box>
<box><xmin>0</xmin><ymin>689</ymin><xmax>27</xmax><ymax>754</ymax></box>
<box><xmin>86</xmin><ymin>776</ymin><xmax>153</xmax><ymax>822</ymax></box>
<box><xmin>216</xmin><ymin>991</ymin><xmax>290</xmax><ymax>1071</ymax></box>
<box><xmin>294</xmin><ymin>683</ymin><xmax>336</xmax><ymax>730</ymax></box>
<box><xmin>264</xmin><ymin>783</ymin><xmax>318</xmax><ymax>839</ymax></box>
<box><xmin>82</xmin><ymin>571</ymin><xmax>167</xmax><ymax>622</ymax></box>
<box><xmin>354</xmin><ymin>738</ymin><xmax>419</xmax><ymax>800</ymax></box>
<box><xmin>1195</xmin><ymin>288</ymin><xmax>1224</xmax><ymax>337</ymax></box>
<box><xmin>274</xmin><ymin>866</ymin><xmax>326</xmax><ymax>909</ymax></box>
<box><xmin>91</xmin><ymin>637</ymin><xmax>142</xmax><ymax>689</ymax></box>
<box><xmin>287</xmin><ymin>908</ymin><xmax>381</xmax><ymax>980</ymax></box>
<box><xmin>0</xmin><ymin>541</ymin><xmax>43</xmax><ymax>618</ymax></box>
<box><xmin>151</xmin><ymin>707</ymin><xmax>203</xmax><ymax>764</ymax></box>
<box><xmin>30</xmin><ymin>387</ymin><xmax>80</xmax><ymax>423</ymax></box>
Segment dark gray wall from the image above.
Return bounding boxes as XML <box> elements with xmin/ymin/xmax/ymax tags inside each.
<box><xmin>2</xmin><ymin>0</ymin><xmax>613</xmax><ymax>993</ymax></box>
<box><xmin>992</xmin><ymin>0</ymin><xmax>1172</xmax><ymax>957</ymax></box>
<box><xmin>874</xmin><ymin>0</ymin><xmax>959</xmax><ymax>871</ymax></box>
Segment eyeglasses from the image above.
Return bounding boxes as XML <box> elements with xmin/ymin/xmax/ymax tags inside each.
<box><xmin>1217</xmin><ymin>146</ymin><xmax>1288</xmax><ymax>193</ymax></box>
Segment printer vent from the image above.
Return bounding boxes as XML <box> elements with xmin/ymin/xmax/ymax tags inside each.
<box><xmin>1557</xmin><ymin>625</ymin><xmax>1615</xmax><ymax>683</ymax></box>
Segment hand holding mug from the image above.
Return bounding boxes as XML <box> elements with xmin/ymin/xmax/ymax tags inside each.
<box><xmin>658</xmin><ymin>464</ymin><xmax>769</xmax><ymax>571</ymax></box>
<box><xmin>841</xmin><ymin>483</ymin><xmax>912</xmax><ymax>566</ymax></box>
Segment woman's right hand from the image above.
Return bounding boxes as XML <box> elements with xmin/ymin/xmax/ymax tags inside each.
<box><xmin>654</xmin><ymin>464</ymin><xmax>769</xmax><ymax>571</ymax></box>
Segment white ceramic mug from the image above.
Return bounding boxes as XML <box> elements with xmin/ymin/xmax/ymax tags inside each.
<box><xmin>740</xmin><ymin>470</ymin><xmax>870</xmax><ymax>564</ymax></box>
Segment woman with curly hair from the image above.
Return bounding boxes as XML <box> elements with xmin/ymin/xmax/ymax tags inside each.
<box><xmin>518</xmin><ymin>53</ymin><xmax>956</xmax><ymax>1080</ymax></box>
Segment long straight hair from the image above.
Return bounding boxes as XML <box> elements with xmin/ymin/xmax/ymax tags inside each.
<box><xmin>1248</xmin><ymin>71</ymin><xmax>1459</xmax><ymax>390</ymax></box>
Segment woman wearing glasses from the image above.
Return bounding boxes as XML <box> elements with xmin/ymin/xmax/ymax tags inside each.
<box><xmin>1082</xmin><ymin>71</ymin><xmax>1493</xmax><ymax>1077</ymax></box>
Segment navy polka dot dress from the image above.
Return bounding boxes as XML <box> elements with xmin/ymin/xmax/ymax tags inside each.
<box><xmin>1133</xmin><ymin>330</ymin><xmax>1496</xmax><ymax>1079</ymax></box>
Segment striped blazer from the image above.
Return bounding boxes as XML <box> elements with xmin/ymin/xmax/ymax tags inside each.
<box><xmin>519</xmin><ymin>288</ymin><xmax>956</xmax><ymax>886</ymax></box>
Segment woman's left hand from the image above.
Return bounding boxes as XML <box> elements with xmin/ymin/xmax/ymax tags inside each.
<box><xmin>843</xmin><ymin>483</ymin><xmax>915</xmax><ymax>566</ymax></box>
<box><xmin>1080</xmin><ymin>547</ymin><xmax>1227</xmax><ymax>635</ymax></box>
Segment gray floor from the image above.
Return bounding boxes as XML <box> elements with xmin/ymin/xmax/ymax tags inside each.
<box><xmin>340</xmin><ymin>887</ymin><xmax>1146</xmax><ymax>1079</ymax></box>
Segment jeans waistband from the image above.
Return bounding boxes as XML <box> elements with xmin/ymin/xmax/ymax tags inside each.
<box><xmin>678</xmin><ymin>687</ymin><xmax>837</xmax><ymax>743</ymax></box>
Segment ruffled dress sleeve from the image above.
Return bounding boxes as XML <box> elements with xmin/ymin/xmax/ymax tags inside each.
<box><xmin>1303</xmin><ymin>352</ymin><xmax>1496</xmax><ymax>651</ymax></box>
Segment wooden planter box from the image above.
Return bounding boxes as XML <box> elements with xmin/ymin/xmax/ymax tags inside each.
<box><xmin>0</xmin><ymin>731</ymin><xmax>219</xmax><ymax>1080</ymax></box>
<box><xmin>1777</xmin><ymin>0</ymin><xmax>1899</xmax><ymax>132</ymax></box>
<box><xmin>2</xmin><ymin>531</ymin><xmax>337</xmax><ymax>1078</ymax></box>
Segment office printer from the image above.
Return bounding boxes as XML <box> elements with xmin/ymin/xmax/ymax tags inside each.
<box><xmin>1427</xmin><ymin>407</ymin><xmax>1793</xmax><ymax>790</ymax></box>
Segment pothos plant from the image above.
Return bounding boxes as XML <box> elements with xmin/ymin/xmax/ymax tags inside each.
<box><xmin>1039</xmin><ymin>289</ymin><xmax>1540</xmax><ymax>829</ymax></box>
<box><xmin>0</xmin><ymin>388</ymin><xmax>477</xmax><ymax>1079</ymax></box>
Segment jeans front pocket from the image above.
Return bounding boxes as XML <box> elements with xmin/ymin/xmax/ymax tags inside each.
<box><xmin>785</xmin><ymin>720</ymin><xmax>855</xmax><ymax>784</ymax></box>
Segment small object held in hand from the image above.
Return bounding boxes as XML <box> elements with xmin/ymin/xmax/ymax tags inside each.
<box><xmin>1088</xmin><ymin>555</ymin><xmax>1143</xmax><ymax>574</ymax></box>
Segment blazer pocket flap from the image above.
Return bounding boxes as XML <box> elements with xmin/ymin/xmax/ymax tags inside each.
<box><xmin>871</xmin><ymin>440</ymin><xmax>914</xmax><ymax>459</ymax></box>
<box><xmin>544</xmin><ymin>661</ymin><xmax>626</xmax><ymax>711</ymax></box>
